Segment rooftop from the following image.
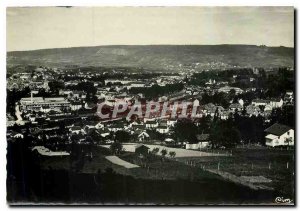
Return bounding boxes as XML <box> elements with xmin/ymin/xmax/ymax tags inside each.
<box><xmin>264</xmin><ymin>123</ymin><xmax>292</xmax><ymax>136</ymax></box>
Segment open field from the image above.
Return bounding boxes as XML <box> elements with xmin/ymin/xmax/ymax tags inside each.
<box><xmin>101</xmin><ymin>143</ymin><xmax>229</xmax><ymax>157</ymax></box>
<box><xmin>40</xmin><ymin>146</ymin><xmax>220</xmax><ymax>181</ymax></box>
<box><xmin>8</xmin><ymin>143</ymin><xmax>278</xmax><ymax>204</ymax></box>
<box><xmin>176</xmin><ymin>148</ymin><xmax>295</xmax><ymax>198</ymax></box>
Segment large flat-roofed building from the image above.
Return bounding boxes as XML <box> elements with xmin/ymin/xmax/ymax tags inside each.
<box><xmin>20</xmin><ymin>96</ymin><xmax>70</xmax><ymax>112</ymax></box>
<box><xmin>218</xmin><ymin>86</ymin><xmax>244</xmax><ymax>94</ymax></box>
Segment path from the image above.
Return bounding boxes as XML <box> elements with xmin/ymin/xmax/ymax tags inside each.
<box><xmin>105</xmin><ymin>156</ymin><xmax>140</xmax><ymax>169</ymax></box>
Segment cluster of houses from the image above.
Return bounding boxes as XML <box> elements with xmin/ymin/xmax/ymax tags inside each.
<box><xmin>7</xmin><ymin>66</ymin><xmax>295</xmax><ymax>151</ymax></box>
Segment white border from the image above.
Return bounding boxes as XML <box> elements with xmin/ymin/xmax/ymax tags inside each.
<box><xmin>0</xmin><ymin>0</ymin><xmax>298</xmax><ymax>210</ymax></box>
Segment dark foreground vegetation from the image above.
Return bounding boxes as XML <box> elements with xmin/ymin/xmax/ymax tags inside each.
<box><xmin>7</xmin><ymin>140</ymin><xmax>277</xmax><ymax>204</ymax></box>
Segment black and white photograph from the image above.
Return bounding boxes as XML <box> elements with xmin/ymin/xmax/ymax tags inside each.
<box><xmin>5</xmin><ymin>6</ymin><xmax>295</xmax><ymax>205</ymax></box>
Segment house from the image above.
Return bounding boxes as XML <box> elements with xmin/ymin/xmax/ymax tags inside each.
<box><xmin>167</xmin><ymin>119</ymin><xmax>177</xmax><ymax>127</ymax></box>
<box><xmin>269</xmin><ymin>98</ymin><xmax>283</xmax><ymax>108</ymax></box>
<box><xmin>264</xmin><ymin>123</ymin><xmax>294</xmax><ymax>147</ymax></box>
<box><xmin>164</xmin><ymin>138</ymin><xmax>175</xmax><ymax>144</ymax></box>
<box><xmin>145</xmin><ymin>120</ymin><xmax>158</xmax><ymax>129</ymax></box>
<box><xmin>264</xmin><ymin>104</ymin><xmax>273</xmax><ymax>111</ymax></box>
<box><xmin>238</xmin><ymin>99</ymin><xmax>244</xmax><ymax>107</ymax></box>
<box><xmin>252</xmin><ymin>99</ymin><xmax>270</xmax><ymax>107</ymax></box>
<box><xmin>99</xmin><ymin>128</ymin><xmax>110</xmax><ymax>138</ymax></box>
<box><xmin>156</xmin><ymin>125</ymin><xmax>169</xmax><ymax>134</ymax></box>
<box><xmin>12</xmin><ymin>132</ymin><xmax>24</xmax><ymax>139</ymax></box>
<box><xmin>220</xmin><ymin>110</ymin><xmax>230</xmax><ymax>120</ymax></box>
<box><xmin>69</xmin><ymin>126</ymin><xmax>83</xmax><ymax>134</ymax></box>
<box><xmin>135</xmin><ymin>144</ymin><xmax>150</xmax><ymax>156</ymax></box>
<box><xmin>127</xmin><ymin>82</ymin><xmax>146</xmax><ymax>90</ymax></box>
<box><xmin>159</xmin><ymin>120</ymin><xmax>168</xmax><ymax>127</ymax></box>
<box><xmin>284</xmin><ymin>91</ymin><xmax>294</xmax><ymax>103</ymax></box>
<box><xmin>95</xmin><ymin>122</ymin><xmax>104</xmax><ymax>129</ymax></box>
<box><xmin>246</xmin><ymin>105</ymin><xmax>260</xmax><ymax>117</ymax></box>
<box><xmin>229</xmin><ymin>103</ymin><xmax>243</xmax><ymax>112</ymax></box>
<box><xmin>71</xmin><ymin>101</ymin><xmax>83</xmax><ymax>111</ymax></box>
<box><xmin>193</xmin><ymin>99</ymin><xmax>200</xmax><ymax>107</ymax></box>
<box><xmin>85</xmin><ymin>102</ymin><xmax>97</xmax><ymax>110</ymax></box>
<box><xmin>203</xmin><ymin>103</ymin><xmax>216</xmax><ymax>116</ymax></box>
<box><xmin>138</xmin><ymin>131</ymin><xmax>150</xmax><ymax>142</ymax></box>
<box><xmin>109</xmin><ymin>122</ymin><xmax>124</xmax><ymax>132</ymax></box>
<box><xmin>218</xmin><ymin>86</ymin><xmax>243</xmax><ymax>94</ymax></box>
<box><xmin>132</xmin><ymin>124</ymin><xmax>146</xmax><ymax>131</ymax></box>
<box><xmin>84</xmin><ymin>124</ymin><xmax>96</xmax><ymax>133</ymax></box>
<box><xmin>186</xmin><ymin>134</ymin><xmax>210</xmax><ymax>150</ymax></box>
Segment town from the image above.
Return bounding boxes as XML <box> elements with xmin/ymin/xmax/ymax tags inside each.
<box><xmin>7</xmin><ymin>63</ymin><xmax>295</xmax><ymax>204</ymax></box>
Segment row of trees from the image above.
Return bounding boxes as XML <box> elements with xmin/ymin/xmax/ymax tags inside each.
<box><xmin>151</xmin><ymin>147</ymin><xmax>176</xmax><ymax>158</ymax></box>
<box><xmin>129</xmin><ymin>83</ymin><xmax>184</xmax><ymax>99</ymax></box>
<box><xmin>171</xmin><ymin>107</ymin><xmax>294</xmax><ymax>148</ymax></box>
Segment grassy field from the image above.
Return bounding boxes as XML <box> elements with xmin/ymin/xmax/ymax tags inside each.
<box><xmin>40</xmin><ymin>146</ymin><xmax>220</xmax><ymax>181</ymax></box>
<box><xmin>176</xmin><ymin>148</ymin><xmax>295</xmax><ymax>198</ymax></box>
<box><xmin>29</xmin><ymin>145</ymin><xmax>283</xmax><ymax>204</ymax></box>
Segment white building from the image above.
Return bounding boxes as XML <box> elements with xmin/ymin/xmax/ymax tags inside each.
<box><xmin>145</xmin><ymin>120</ymin><xmax>158</xmax><ymax>129</ymax></box>
<box><xmin>269</xmin><ymin>98</ymin><xmax>283</xmax><ymax>108</ymax></box>
<box><xmin>186</xmin><ymin>134</ymin><xmax>210</xmax><ymax>150</ymax></box>
<box><xmin>20</xmin><ymin>96</ymin><xmax>70</xmax><ymax>112</ymax></box>
<box><xmin>265</xmin><ymin>123</ymin><xmax>294</xmax><ymax>147</ymax></box>
<box><xmin>156</xmin><ymin>126</ymin><xmax>169</xmax><ymax>134</ymax></box>
<box><xmin>218</xmin><ymin>86</ymin><xmax>244</xmax><ymax>94</ymax></box>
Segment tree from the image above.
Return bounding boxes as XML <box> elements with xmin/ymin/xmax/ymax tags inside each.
<box><xmin>169</xmin><ymin>151</ymin><xmax>176</xmax><ymax>158</ymax></box>
<box><xmin>48</xmin><ymin>81</ymin><xmax>64</xmax><ymax>95</ymax></box>
<box><xmin>151</xmin><ymin>147</ymin><xmax>159</xmax><ymax>155</ymax></box>
<box><xmin>114</xmin><ymin>130</ymin><xmax>131</xmax><ymax>143</ymax></box>
<box><xmin>173</xmin><ymin>119</ymin><xmax>198</xmax><ymax>144</ymax></box>
<box><xmin>161</xmin><ymin>149</ymin><xmax>168</xmax><ymax>157</ymax></box>
<box><xmin>110</xmin><ymin>142</ymin><xmax>123</xmax><ymax>155</ymax></box>
<box><xmin>285</xmin><ymin>137</ymin><xmax>293</xmax><ymax>147</ymax></box>
<box><xmin>209</xmin><ymin>119</ymin><xmax>241</xmax><ymax>148</ymax></box>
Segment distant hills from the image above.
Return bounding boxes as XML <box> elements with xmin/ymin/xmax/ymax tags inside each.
<box><xmin>7</xmin><ymin>45</ymin><xmax>294</xmax><ymax>71</ymax></box>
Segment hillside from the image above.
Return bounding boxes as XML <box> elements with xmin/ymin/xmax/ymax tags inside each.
<box><xmin>7</xmin><ymin>45</ymin><xmax>294</xmax><ymax>71</ymax></box>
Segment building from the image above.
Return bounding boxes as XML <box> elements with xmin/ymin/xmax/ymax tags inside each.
<box><xmin>138</xmin><ymin>131</ymin><xmax>150</xmax><ymax>142</ymax></box>
<box><xmin>20</xmin><ymin>96</ymin><xmax>70</xmax><ymax>112</ymax></box>
<box><xmin>284</xmin><ymin>91</ymin><xmax>294</xmax><ymax>103</ymax></box>
<box><xmin>252</xmin><ymin>99</ymin><xmax>270</xmax><ymax>107</ymax></box>
<box><xmin>145</xmin><ymin>120</ymin><xmax>158</xmax><ymax>129</ymax></box>
<box><xmin>264</xmin><ymin>123</ymin><xmax>294</xmax><ymax>147</ymax></box>
<box><xmin>167</xmin><ymin>119</ymin><xmax>177</xmax><ymax>127</ymax></box>
<box><xmin>246</xmin><ymin>105</ymin><xmax>260</xmax><ymax>116</ymax></box>
<box><xmin>71</xmin><ymin>101</ymin><xmax>83</xmax><ymax>111</ymax></box>
<box><xmin>218</xmin><ymin>86</ymin><xmax>244</xmax><ymax>94</ymax></box>
<box><xmin>156</xmin><ymin>125</ymin><xmax>169</xmax><ymax>134</ymax></box>
<box><xmin>135</xmin><ymin>144</ymin><xmax>150</xmax><ymax>156</ymax></box>
<box><xmin>203</xmin><ymin>103</ymin><xmax>216</xmax><ymax>116</ymax></box>
<box><xmin>127</xmin><ymin>82</ymin><xmax>146</xmax><ymax>90</ymax></box>
<box><xmin>229</xmin><ymin>103</ymin><xmax>243</xmax><ymax>112</ymax></box>
<box><xmin>69</xmin><ymin>126</ymin><xmax>83</xmax><ymax>134</ymax></box>
<box><xmin>269</xmin><ymin>98</ymin><xmax>283</xmax><ymax>108</ymax></box>
<box><xmin>32</xmin><ymin>146</ymin><xmax>70</xmax><ymax>156</ymax></box>
<box><xmin>186</xmin><ymin>134</ymin><xmax>210</xmax><ymax>150</ymax></box>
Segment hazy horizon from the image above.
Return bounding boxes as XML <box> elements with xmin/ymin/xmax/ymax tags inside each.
<box><xmin>7</xmin><ymin>7</ymin><xmax>294</xmax><ymax>51</ymax></box>
<box><xmin>6</xmin><ymin>43</ymin><xmax>294</xmax><ymax>53</ymax></box>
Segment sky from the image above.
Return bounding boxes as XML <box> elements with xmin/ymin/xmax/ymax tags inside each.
<box><xmin>6</xmin><ymin>6</ymin><xmax>294</xmax><ymax>51</ymax></box>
